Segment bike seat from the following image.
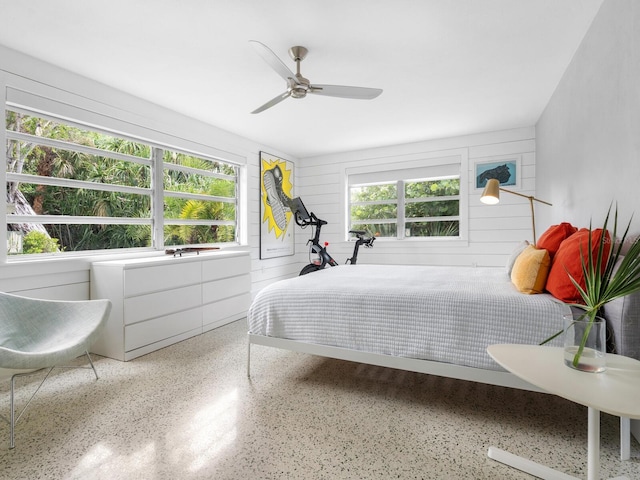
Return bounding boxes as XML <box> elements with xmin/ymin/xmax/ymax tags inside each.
<box><xmin>349</xmin><ymin>230</ymin><xmax>366</xmax><ymax>236</ymax></box>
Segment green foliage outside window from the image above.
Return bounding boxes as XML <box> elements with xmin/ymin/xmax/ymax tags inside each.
<box><xmin>5</xmin><ymin>111</ymin><xmax>238</xmax><ymax>254</ymax></box>
<box><xmin>407</xmin><ymin>221</ymin><xmax>459</xmax><ymax>237</ymax></box>
<box><xmin>350</xmin><ymin>177</ymin><xmax>460</xmax><ymax>238</ymax></box>
<box><xmin>405</xmin><ymin>178</ymin><xmax>459</xmax><ymax>198</ymax></box>
<box><xmin>349</xmin><ymin>183</ymin><xmax>397</xmax><ymax>237</ymax></box>
<box><xmin>350</xmin><ymin>183</ymin><xmax>397</xmax><ymax>202</ymax></box>
<box><xmin>405</xmin><ymin>200</ymin><xmax>459</xmax><ymax>218</ymax></box>
<box><xmin>162</xmin><ymin>150</ymin><xmax>236</xmax><ymax>245</ymax></box>
<box><xmin>22</xmin><ymin>231</ymin><xmax>60</xmax><ymax>254</ymax></box>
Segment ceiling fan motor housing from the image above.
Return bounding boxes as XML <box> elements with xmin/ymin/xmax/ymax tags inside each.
<box><xmin>249</xmin><ymin>40</ymin><xmax>382</xmax><ymax>113</ymax></box>
<box><xmin>289</xmin><ymin>76</ymin><xmax>310</xmax><ymax>98</ymax></box>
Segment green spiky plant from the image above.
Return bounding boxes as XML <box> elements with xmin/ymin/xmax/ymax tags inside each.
<box><xmin>542</xmin><ymin>206</ymin><xmax>640</xmax><ymax>367</ymax></box>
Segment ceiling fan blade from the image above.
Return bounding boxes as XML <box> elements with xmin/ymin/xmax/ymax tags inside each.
<box><xmin>251</xmin><ymin>91</ymin><xmax>291</xmax><ymax>114</ymax></box>
<box><xmin>249</xmin><ymin>40</ymin><xmax>300</xmax><ymax>85</ymax></box>
<box><xmin>309</xmin><ymin>84</ymin><xmax>383</xmax><ymax>100</ymax></box>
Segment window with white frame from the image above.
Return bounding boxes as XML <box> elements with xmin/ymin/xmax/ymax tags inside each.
<box><xmin>5</xmin><ymin>108</ymin><xmax>239</xmax><ymax>256</ymax></box>
<box><xmin>348</xmin><ymin>162</ymin><xmax>462</xmax><ymax>240</ymax></box>
<box><xmin>162</xmin><ymin>148</ymin><xmax>237</xmax><ymax>245</ymax></box>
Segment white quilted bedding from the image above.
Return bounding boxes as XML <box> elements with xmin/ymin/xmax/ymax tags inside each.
<box><xmin>247</xmin><ymin>264</ymin><xmax>570</xmax><ymax>371</ymax></box>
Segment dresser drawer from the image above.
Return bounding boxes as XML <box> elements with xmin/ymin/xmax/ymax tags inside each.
<box><xmin>124</xmin><ymin>284</ymin><xmax>201</xmax><ymax>324</ymax></box>
<box><xmin>124</xmin><ymin>261</ymin><xmax>201</xmax><ymax>297</ymax></box>
<box><xmin>125</xmin><ymin>306</ymin><xmax>202</xmax><ymax>351</ymax></box>
<box><xmin>202</xmin><ymin>274</ymin><xmax>251</xmax><ymax>304</ymax></box>
<box><xmin>202</xmin><ymin>254</ymin><xmax>251</xmax><ymax>282</ymax></box>
<box><xmin>203</xmin><ymin>293</ymin><xmax>251</xmax><ymax>327</ymax></box>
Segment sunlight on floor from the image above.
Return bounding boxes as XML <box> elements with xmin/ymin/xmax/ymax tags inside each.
<box><xmin>172</xmin><ymin>388</ymin><xmax>238</xmax><ymax>473</ymax></box>
<box><xmin>66</xmin><ymin>389</ymin><xmax>239</xmax><ymax>477</ymax></box>
<box><xmin>70</xmin><ymin>442</ymin><xmax>157</xmax><ymax>478</ymax></box>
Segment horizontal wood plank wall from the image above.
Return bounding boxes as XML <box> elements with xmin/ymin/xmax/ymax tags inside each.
<box><xmin>0</xmin><ymin>45</ymin><xmax>540</xmax><ymax>298</ymax></box>
<box><xmin>296</xmin><ymin>127</ymin><xmax>538</xmax><ymax>268</ymax></box>
<box><xmin>1</xmin><ymin>44</ymin><xmax>296</xmax><ymax>301</ymax></box>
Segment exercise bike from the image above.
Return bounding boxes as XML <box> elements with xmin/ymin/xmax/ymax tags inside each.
<box><xmin>290</xmin><ymin>197</ymin><xmax>375</xmax><ymax>276</ymax></box>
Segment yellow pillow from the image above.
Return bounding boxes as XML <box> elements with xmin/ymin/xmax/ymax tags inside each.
<box><xmin>510</xmin><ymin>245</ymin><xmax>551</xmax><ymax>294</ymax></box>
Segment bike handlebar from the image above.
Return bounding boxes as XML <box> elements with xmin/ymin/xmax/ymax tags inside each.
<box><xmin>295</xmin><ymin>210</ymin><xmax>327</xmax><ymax>228</ymax></box>
<box><xmin>349</xmin><ymin>230</ymin><xmax>375</xmax><ymax>248</ymax></box>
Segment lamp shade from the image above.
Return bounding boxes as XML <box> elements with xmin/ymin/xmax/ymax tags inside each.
<box><xmin>480</xmin><ymin>178</ymin><xmax>500</xmax><ymax>205</ymax></box>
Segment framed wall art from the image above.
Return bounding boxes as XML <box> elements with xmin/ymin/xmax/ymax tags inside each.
<box><xmin>259</xmin><ymin>151</ymin><xmax>295</xmax><ymax>259</ymax></box>
<box><xmin>474</xmin><ymin>155</ymin><xmax>521</xmax><ymax>190</ymax></box>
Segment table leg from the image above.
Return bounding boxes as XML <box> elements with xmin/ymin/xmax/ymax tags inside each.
<box><xmin>585</xmin><ymin>409</ymin><xmax>630</xmax><ymax>480</ymax></box>
<box><xmin>588</xmin><ymin>407</ymin><xmax>599</xmax><ymax>480</ymax></box>
<box><xmin>620</xmin><ymin>417</ymin><xmax>630</xmax><ymax>461</ymax></box>
<box><xmin>489</xmin><ymin>409</ymin><xmax>629</xmax><ymax>480</ymax></box>
<box><xmin>487</xmin><ymin>446</ymin><xmax>579</xmax><ymax>479</ymax></box>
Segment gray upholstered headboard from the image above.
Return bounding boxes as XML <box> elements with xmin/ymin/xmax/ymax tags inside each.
<box><xmin>603</xmin><ymin>291</ymin><xmax>640</xmax><ymax>361</ymax></box>
<box><xmin>602</xmin><ymin>239</ymin><xmax>640</xmax><ymax>361</ymax></box>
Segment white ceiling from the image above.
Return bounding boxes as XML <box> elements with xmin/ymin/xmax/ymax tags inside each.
<box><xmin>0</xmin><ymin>0</ymin><xmax>603</xmax><ymax>159</ymax></box>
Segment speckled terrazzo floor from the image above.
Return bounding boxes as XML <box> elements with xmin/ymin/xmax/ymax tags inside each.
<box><xmin>1</xmin><ymin>320</ymin><xmax>639</xmax><ymax>480</ymax></box>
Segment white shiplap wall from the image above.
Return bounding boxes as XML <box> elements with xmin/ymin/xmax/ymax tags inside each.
<box><xmin>0</xmin><ymin>45</ymin><xmax>541</xmax><ymax>298</ymax></box>
<box><xmin>0</xmin><ymin>44</ymin><xmax>298</xmax><ymax>300</ymax></box>
<box><xmin>295</xmin><ymin>127</ymin><xmax>539</xmax><ymax>268</ymax></box>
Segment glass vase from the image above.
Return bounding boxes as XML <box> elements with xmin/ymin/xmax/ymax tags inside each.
<box><xmin>563</xmin><ymin>313</ymin><xmax>606</xmax><ymax>373</ymax></box>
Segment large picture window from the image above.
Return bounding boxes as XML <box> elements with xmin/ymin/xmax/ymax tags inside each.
<box><xmin>5</xmin><ymin>109</ymin><xmax>239</xmax><ymax>256</ymax></box>
<box><xmin>348</xmin><ymin>162</ymin><xmax>462</xmax><ymax>240</ymax></box>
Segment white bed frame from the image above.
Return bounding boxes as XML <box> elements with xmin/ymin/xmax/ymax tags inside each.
<box><xmin>247</xmin><ymin>333</ymin><xmax>633</xmax><ymax>461</ymax></box>
<box><xmin>248</xmin><ymin>333</ymin><xmax>543</xmax><ymax>391</ymax></box>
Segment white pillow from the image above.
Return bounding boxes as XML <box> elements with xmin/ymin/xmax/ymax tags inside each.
<box><xmin>506</xmin><ymin>240</ymin><xmax>530</xmax><ymax>276</ymax></box>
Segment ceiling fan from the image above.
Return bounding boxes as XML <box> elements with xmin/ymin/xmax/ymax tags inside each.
<box><xmin>249</xmin><ymin>40</ymin><xmax>383</xmax><ymax>114</ymax></box>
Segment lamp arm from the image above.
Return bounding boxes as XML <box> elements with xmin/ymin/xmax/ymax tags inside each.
<box><xmin>498</xmin><ymin>187</ymin><xmax>552</xmax><ymax>245</ymax></box>
<box><xmin>498</xmin><ymin>187</ymin><xmax>552</xmax><ymax>206</ymax></box>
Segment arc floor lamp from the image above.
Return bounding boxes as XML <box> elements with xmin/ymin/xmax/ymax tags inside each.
<box><xmin>480</xmin><ymin>178</ymin><xmax>552</xmax><ymax>245</ymax></box>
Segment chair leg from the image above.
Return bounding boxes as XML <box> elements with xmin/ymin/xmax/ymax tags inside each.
<box><xmin>10</xmin><ymin>375</ymin><xmax>15</xmax><ymax>450</ymax></box>
<box><xmin>9</xmin><ymin>367</ymin><xmax>54</xmax><ymax>449</ymax></box>
<box><xmin>85</xmin><ymin>350</ymin><xmax>99</xmax><ymax>380</ymax></box>
<box><xmin>247</xmin><ymin>338</ymin><xmax>251</xmax><ymax>378</ymax></box>
<box><xmin>5</xmin><ymin>353</ymin><xmax>100</xmax><ymax>449</ymax></box>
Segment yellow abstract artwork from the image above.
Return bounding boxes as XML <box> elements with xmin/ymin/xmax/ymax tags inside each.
<box><xmin>260</xmin><ymin>152</ymin><xmax>294</xmax><ymax>258</ymax></box>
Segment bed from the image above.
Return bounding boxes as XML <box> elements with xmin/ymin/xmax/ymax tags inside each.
<box><xmin>247</xmin><ymin>264</ymin><xmax>572</xmax><ymax>389</ymax></box>
<box><xmin>246</xmin><ymin>262</ymin><xmax>640</xmax><ymax>457</ymax></box>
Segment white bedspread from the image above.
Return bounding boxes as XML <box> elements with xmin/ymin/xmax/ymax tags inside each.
<box><xmin>247</xmin><ymin>264</ymin><xmax>570</xmax><ymax>371</ymax></box>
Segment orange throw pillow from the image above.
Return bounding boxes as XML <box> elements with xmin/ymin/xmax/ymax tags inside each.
<box><xmin>536</xmin><ymin>222</ymin><xmax>577</xmax><ymax>259</ymax></box>
<box><xmin>545</xmin><ymin>228</ymin><xmax>611</xmax><ymax>303</ymax></box>
<box><xmin>511</xmin><ymin>245</ymin><xmax>551</xmax><ymax>294</ymax></box>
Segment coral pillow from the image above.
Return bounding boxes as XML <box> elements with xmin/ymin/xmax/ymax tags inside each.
<box><xmin>511</xmin><ymin>245</ymin><xmax>551</xmax><ymax>294</ymax></box>
<box><xmin>536</xmin><ymin>222</ymin><xmax>577</xmax><ymax>259</ymax></box>
<box><xmin>545</xmin><ymin>228</ymin><xmax>611</xmax><ymax>303</ymax></box>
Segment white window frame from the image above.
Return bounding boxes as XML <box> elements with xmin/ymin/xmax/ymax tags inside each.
<box><xmin>4</xmin><ymin>97</ymin><xmax>241</xmax><ymax>259</ymax></box>
<box><xmin>160</xmin><ymin>146</ymin><xmax>239</xmax><ymax>243</ymax></box>
<box><xmin>344</xmin><ymin>151</ymin><xmax>468</xmax><ymax>244</ymax></box>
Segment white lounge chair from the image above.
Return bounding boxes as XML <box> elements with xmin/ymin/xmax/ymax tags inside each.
<box><xmin>0</xmin><ymin>292</ymin><xmax>111</xmax><ymax>448</ymax></box>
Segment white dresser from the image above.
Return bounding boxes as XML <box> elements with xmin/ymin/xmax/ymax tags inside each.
<box><xmin>90</xmin><ymin>250</ymin><xmax>251</xmax><ymax>361</ymax></box>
